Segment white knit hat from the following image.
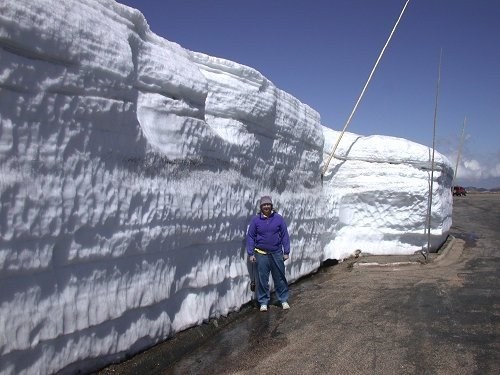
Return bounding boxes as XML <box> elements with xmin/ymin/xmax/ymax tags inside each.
<box><xmin>259</xmin><ymin>196</ymin><xmax>273</xmax><ymax>206</ymax></box>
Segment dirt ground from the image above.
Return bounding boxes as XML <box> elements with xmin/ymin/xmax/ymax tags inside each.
<box><xmin>97</xmin><ymin>193</ymin><xmax>500</xmax><ymax>375</ymax></box>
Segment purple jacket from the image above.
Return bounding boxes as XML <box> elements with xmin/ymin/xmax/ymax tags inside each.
<box><xmin>246</xmin><ymin>211</ymin><xmax>290</xmax><ymax>256</ymax></box>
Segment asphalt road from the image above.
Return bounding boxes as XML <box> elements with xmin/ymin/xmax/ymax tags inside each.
<box><xmin>99</xmin><ymin>193</ymin><xmax>500</xmax><ymax>375</ymax></box>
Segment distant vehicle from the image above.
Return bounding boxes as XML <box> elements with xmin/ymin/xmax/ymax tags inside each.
<box><xmin>453</xmin><ymin>186</ymin><xmax>467</xmax><ymax>196</ymax></box>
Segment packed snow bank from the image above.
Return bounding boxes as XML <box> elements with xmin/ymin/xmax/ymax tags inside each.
<box><xmin>0</xmin><ymin>0</ymin><xmax>453</xmax><ymax>374</ymax></box>
<box><xmin>321</xmin><ymin>128</ymin><xmax>453</xmax><ymax>260</ymax></box>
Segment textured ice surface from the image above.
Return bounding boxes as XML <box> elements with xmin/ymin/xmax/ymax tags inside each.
<box><xmin>0</xmin><ymin>0</ymin><xmax>453</xmax><ymax>374</ymax></box>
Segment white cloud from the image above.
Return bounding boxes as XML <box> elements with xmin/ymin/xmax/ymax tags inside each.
<box><xmin>445</xmin><ymin>149</ymin><xmax>500</xmax><ymax>181</ymax></box>
<box><xmin>491</xmin><ymin>162</ymin><xmax>500</xmax><ymax>178</ymax></box>
<box><xmin>460</xmin><ymin>158</ymin><xmax>483</xmax><ymax>178</ymax></box>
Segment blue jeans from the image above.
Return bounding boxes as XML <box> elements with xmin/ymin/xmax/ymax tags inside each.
<box><xmin>256</xmin><ymin>251</ymin><xmax>289</xmax><ymax>306</ymax></box>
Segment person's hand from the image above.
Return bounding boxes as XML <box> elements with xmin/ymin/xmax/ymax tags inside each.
<box><xmin>283</xmin><ymin>254</ymin><xmax>289</xmax><ymax>261</ymax></box>
<box><xmin>249</xmin><ymin>255</ymin><xmax>256</xmax><ymax>263</ymax></box>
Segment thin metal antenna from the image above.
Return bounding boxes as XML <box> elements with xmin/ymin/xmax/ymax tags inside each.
<box><xmin>425</xmin><ymin>48</ymin><xmax>442</xmax><ymax>260</ymax></box>
<box><xmin>321</xmin><ymin>0</ymin><xmax>412</xmax><ymax>177</ymax></box>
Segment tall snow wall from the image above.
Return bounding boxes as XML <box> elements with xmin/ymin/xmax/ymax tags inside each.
<box><xmin>0</xmin><ymin>0</ymin><xmax>453</xmax><ymax>374</ymax></box>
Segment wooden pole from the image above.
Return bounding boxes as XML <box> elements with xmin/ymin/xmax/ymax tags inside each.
<box><xmin>321</xmin><ymin>0</ymin><xmax>411</xmax><ymax>177</ymax></box>
<box><xmin>425</xmin><ymin>49</ymin><xmax>442</xmax><ymax>260</ymax></box>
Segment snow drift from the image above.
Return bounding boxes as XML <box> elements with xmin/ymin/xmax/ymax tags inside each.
<box><xmin>0</xmin><ymin>0</ymin><xmax>453</xmax><ymax>373</ymax></box>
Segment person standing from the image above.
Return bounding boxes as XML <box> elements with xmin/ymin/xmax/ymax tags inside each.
<box><xmin>247</xmin><ymin>196</ymin><xmax>290</xmax><ymax>311</ymax></box>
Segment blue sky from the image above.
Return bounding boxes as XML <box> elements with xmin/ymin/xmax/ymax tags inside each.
<box><xmin>118</xmin><ymin>0</ymin><xmax>499</xmax><ymax>188</ymax></box>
